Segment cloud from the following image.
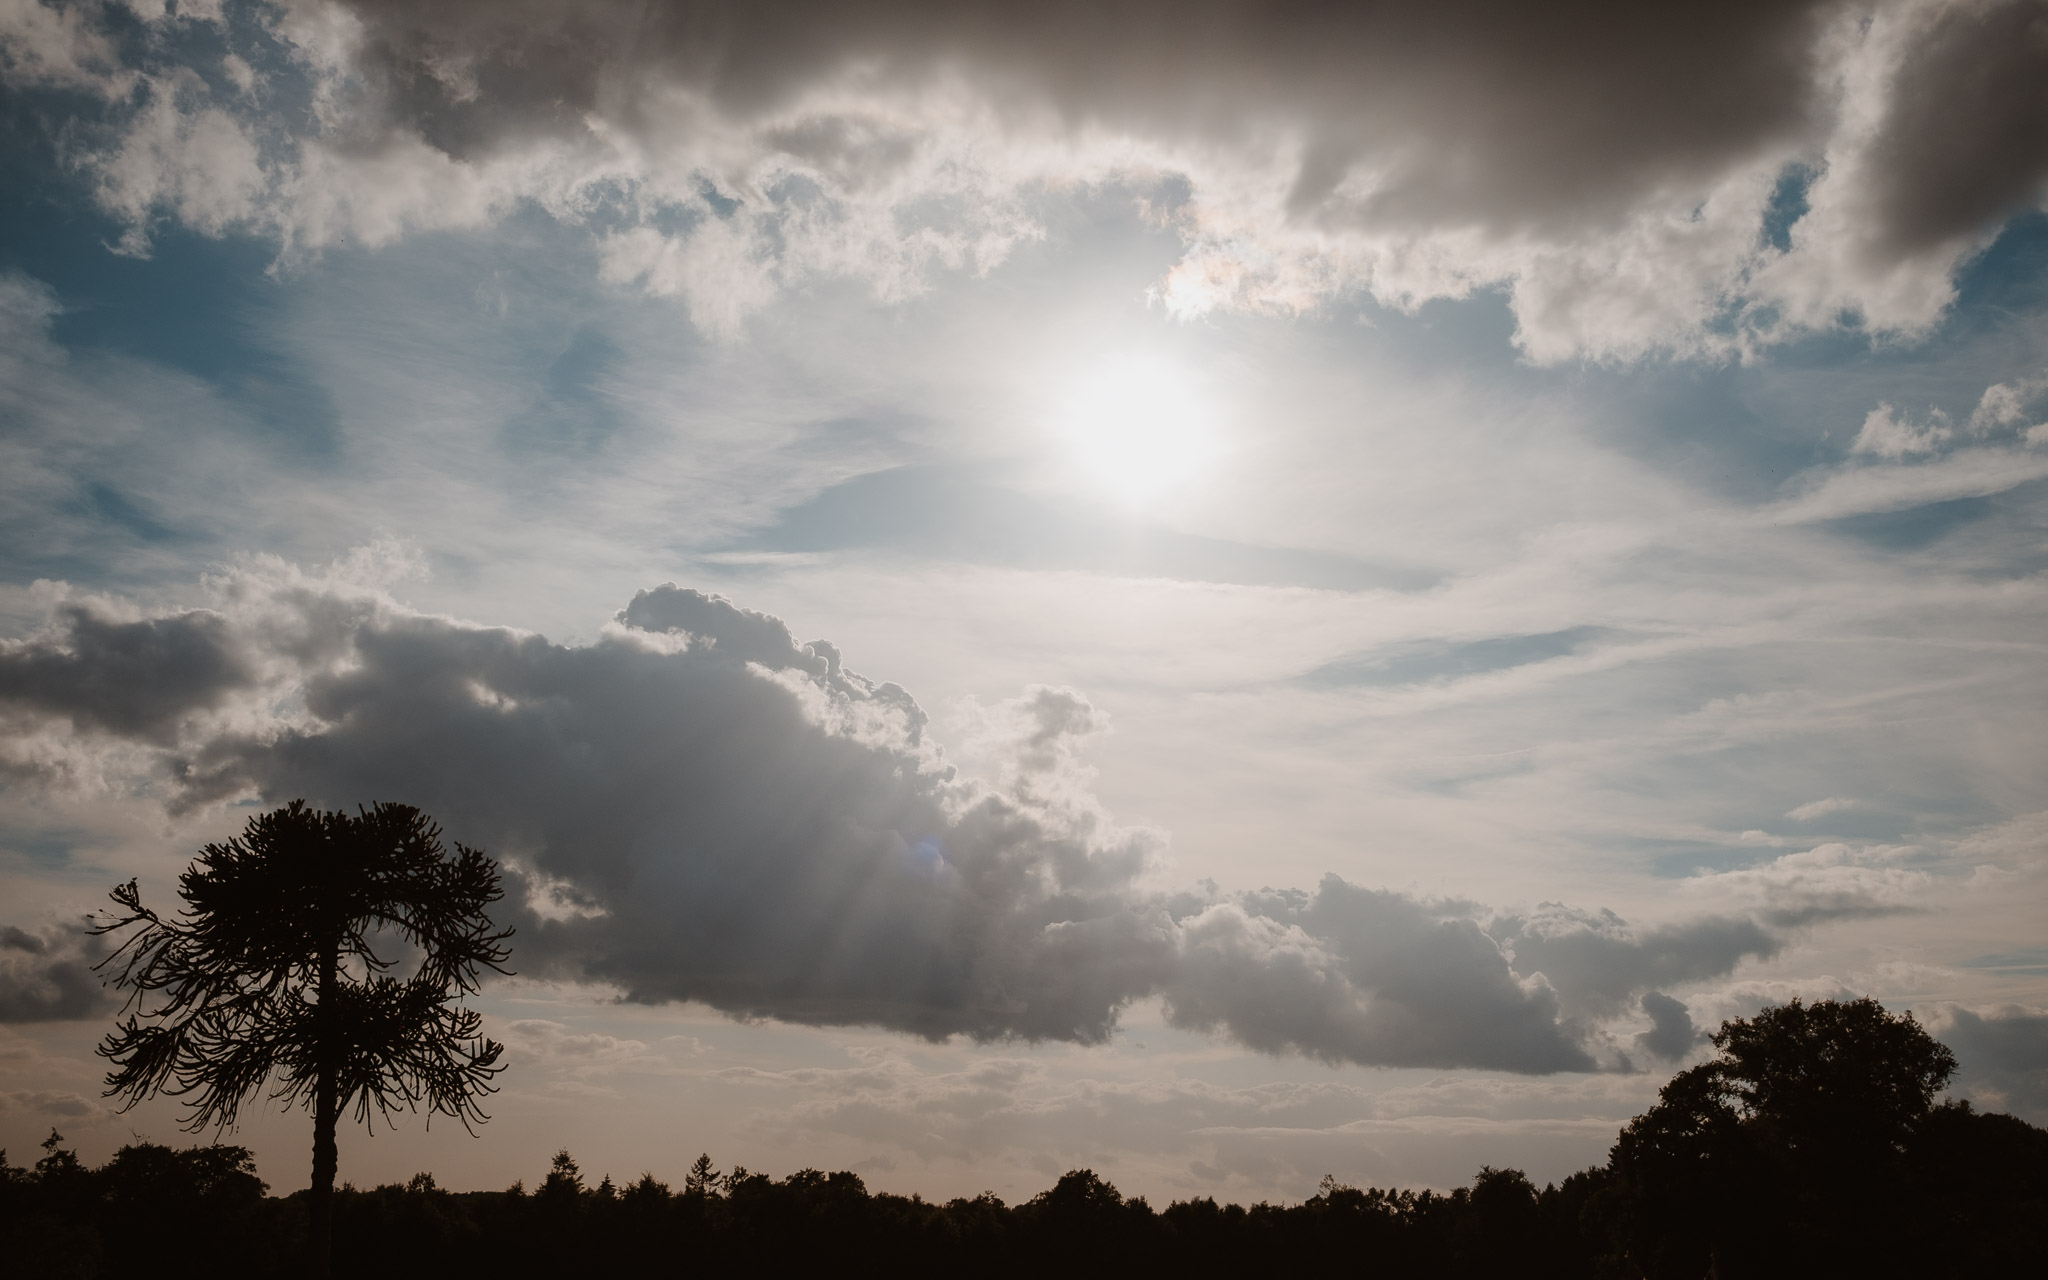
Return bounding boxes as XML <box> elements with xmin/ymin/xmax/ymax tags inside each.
<box><xmin>1951</xmin><ymin>810</ymin><xmax>2048</xmax><ymax>868</ymax></box>
<box><xmin>1681</xmin><ymin>842</ymin><xmax>1933</xmax><ymax>926</ymax></box>
<box><xmin>1930</xmin><ymin>1004</ymin><xmax>2048</xmax><ymax>1122</ymax></box>
<box><xmin>0</xmin><ymin>602</ymin><xmax>253</xmax><ymax>744</ymax></box>
<box><xmin>0</xmin><ymin>922</ymin><xmax>112</xmax><ymax>1023</ymax></box>
<box><xmin>308</xmin><ymin>0</ymin><xmax>1839</xmax><ymax>235</ymax></box>
<box><xmin>1787</xmin><ymin>797</ymin><xmax>1856</xmax><ymax>822</ymax></box>
<box><xmin>1162</xmin><ymin>884</ymin><xmax>1594</xmax><ymax>1073</ymax></box>
<box><xmin>89</xmin><ymin>71</ymin><xmax>271</xmax><ymax>256</ymax></box>
<box><xmin>1851</xmin><ymin>0</ymin><xmax>2048</xmax><ymax>259</ymax></box>
<box><xmin>1686</xmin><ymin>975</ymin><xmax>1861</xmax><ymax>1029</ymax></box>
<box><xmin>9</xmin><ymin>1</ymin><xmax>2047</xmax><ymax>358</ymax></box>
<box><xmin>1970</xmin><ymin>374</ymin><xmax>2048</xmax><ymax>434</ymax></box>
<box><xmin>0</xmin><ymin>1088</ymin><xmax>107</xmax><ymax>1123</ymax></box>
<box><xmin>0</xmin><ymin>563</ymin><xmax>1883</xmax><ymax>1070</ymax></box>
<box><xmin>166</xmin><ymin>574</ymin><xmax>1188</xmax><ymax>1047</ymax></box>
<box><xmin>1765</xmin><ymin>445</ymin><xmax>2048</xmax><ymax>525</ymax></box>
<box><xmin>1852</xmin><ymin>403</ymin><xmax>1954</xmax><ymax>460</ymax></box>
<box><xmin>0</xmin><ymin>270</ymin><xmax>61</xmax><ymax>358</ymax></box>
<box><xmin>0</xmin><ymin>0</ymin><xmax>136</xmax><ymax>98</ymax></box>
<box><xmin>1755</xmin><ymin>367</ymin><xmax>2048</xmax><ymax>525</ymax></box>
<box><xmin>1634</xmin><ymin>992</ymin><xmax>1702</xmax><ymax>1061</ymax></box>
<box><xmin>497</xmin><ymin>1018</ymin><xmax>665</xmax><ymax>1087</ymax></box>
<box><xmin>1491</xmin><ymin>905</ymin><xmax>1783</xmax><ymax>1020</ymax></box>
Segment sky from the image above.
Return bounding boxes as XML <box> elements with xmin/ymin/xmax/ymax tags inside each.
<box><xmin>2</xmin><ymin>0</ymin><xmax>2046</xmax><ymax>1205</ymax></box>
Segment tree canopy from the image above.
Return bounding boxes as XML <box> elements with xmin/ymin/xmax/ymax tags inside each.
<box><xmin>1607</xmin><ymin>997</ymin><xmax>1976</xmax><ymax>1277</ymax></box>
<box><xmin>92</xmin><ymin>800</ymin><xmax>513</xmax><ymax>1276</ymax></box>
<box><xmin>1713</xmin><ymin>995</ymin><xmax>1955</xmax><ymax>1139</ymax></box>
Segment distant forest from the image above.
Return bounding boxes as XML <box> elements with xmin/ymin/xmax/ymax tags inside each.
<box><xmin>5</xmin><ymin>998</ymin><xmax>2045</xmax><ymax>1278</ymax></box>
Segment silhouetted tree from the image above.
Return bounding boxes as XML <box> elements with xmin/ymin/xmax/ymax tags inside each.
<box><xmin>1906</xmin><ymin>1099</ymin><xmax>2048</xmax><ymax>1269</ymax></box>
<box><xmin>1023</xmin><ymin>1169</ymin><xmax>1156</xmax><ymax>1269</ymax></box>
<box><xmin>1461</xmin><ymin>1166</ymin><xmax>1542</xmax><ymax>1272</ymax></box>
<box><xmin>1605</xmin><ymin>997</ymin><xmax>1962</xmax><ymax>1278</ymax></box>
<box><xmin>684</xmin><ymin>1152</ymin><xmax>723</xmax><ymax>1196</ymax></box>
<box><xmin>1713</xmin><ymin>994</ymin><xmax>1955</xmax><ymax>1152</ymax></box>
<box><xmin>538</xmin><ymin>1149</ymin><xmax>585</xmax><ymax>1204</ymax></box>
<box><xmin>91</xmin><ymin>801</ymin><xmax>512</xmax><ymax>1279</ymax></box>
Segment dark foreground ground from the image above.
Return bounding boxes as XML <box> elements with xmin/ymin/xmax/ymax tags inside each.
<box><xmin>4</xmin><ymin>1102</ymin><xmax>2044</xmax><ymax>1280</ymax></box>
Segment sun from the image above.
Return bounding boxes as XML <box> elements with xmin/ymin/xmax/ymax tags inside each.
<box><xmin>1055</xmin><ymin>353</ymin><xmax>1222</xmax><ymax>507</ymax></box>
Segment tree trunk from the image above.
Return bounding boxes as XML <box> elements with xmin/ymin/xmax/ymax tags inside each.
<box><xmin>310</xmin><ymin>1070</ymin><xmax>337</xmax><ymax>1278</ymax></box>
<box><xmin>309</xmin><ymin>948</ymin><xmax>339</xmax><ymax>1280</ymax></box>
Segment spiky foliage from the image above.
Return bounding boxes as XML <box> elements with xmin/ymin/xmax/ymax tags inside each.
<box><xmin>93</xmin><ymin>801</ymin><xmax>513</xmax><ymax>1133</ymax></box>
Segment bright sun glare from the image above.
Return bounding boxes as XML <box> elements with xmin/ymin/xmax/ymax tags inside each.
<box><xmin>1057</xmin><ymin>353</ymin><xmax>1222</xmax><ymax>506</ymax></box>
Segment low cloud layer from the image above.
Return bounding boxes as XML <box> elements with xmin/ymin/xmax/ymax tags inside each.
<box><xmin>4</xmin><ymin>1</ymin><xmax>2046</xmax><ymax>356</ymax></box>
<box><xmin>0</xmin><ymin>564</ymin><xmax>1901</xmax><ymax>1071</ymax></box>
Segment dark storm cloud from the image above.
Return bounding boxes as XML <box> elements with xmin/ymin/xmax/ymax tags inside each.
<box><xmin>13</xmin><ymin>0</ymin><xmax>2044</xmax><ymax>352</ymax></box>
<box><xmin>326</xmin><ymin>0</ymin><xmax>1838</xmax><ymax>234</ymax></box>
<box><xmin>283</xmin><ymin>0</ymin><xmax>2047</xmax><ymax>265</ymax></box>
<box><xmin>177</xmin><ymin>584</ymin><xmax>1180</xmax><ymax>1045</ymax></box>
<box><xmin>0</xmin><ymin>923</ymin><xmax>111</xmax><ymax>1023</ymax></box>
<box><xmin>1862</xmin><ymin>0</ymin><xmax>2048</xmax><ymax>257</ymax></box>
<box><xmin>0</xmin><ymin>604</ymin><xmax>251</xmax><ymax>743</ymax></box>
<box><xmin>0</xmin><ymin>576</ymin><xmax>1847</xmax><ymax>1070</ymax></box>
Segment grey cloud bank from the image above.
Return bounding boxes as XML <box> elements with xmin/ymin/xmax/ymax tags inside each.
<box><xmin>325</xmin><ymin>0</ymin><xmax>1832</xmax><ymax>226</ymax></box>
<box><xmin>0</xmin><ymin>568</ymin><xmax>1907</xmax><ymax>1071</ymax></box>
<box><xmin>0</xmin><ymin>605</ymin><xmax>252</xmax><ymax>743</ymax></box>
<box><xmin>6</xmin><ymin>0</ymin><xmax>2047</xmax><ymax>356</ymax></box>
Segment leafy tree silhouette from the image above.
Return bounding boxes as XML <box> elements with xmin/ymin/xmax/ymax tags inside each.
<box><xmin>1712</xmin><ymin>994</ymin><xmax>1955</xmax><ymax>1154</ymax></box>
<box><xmin>1607</xmin><ymin>996</ymin><xmax>1959</xmax><ymax>1277</ymax></box>
<box><xmin>91</xmin><ymin>800</ymin><xmax>512</xmax><ymax>1279</ymax></box>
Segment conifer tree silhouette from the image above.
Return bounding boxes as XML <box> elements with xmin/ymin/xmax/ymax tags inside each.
<box><xmin>93</xmin><ymin>801</ymin><xmax>513</xmax><ymax>1278</ymax></box>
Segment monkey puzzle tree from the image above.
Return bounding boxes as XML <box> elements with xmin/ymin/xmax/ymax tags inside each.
<box><xmin>93</xmin><ymin>801</ymin><xmax>513</xmax><ymax>1278</ymax></box>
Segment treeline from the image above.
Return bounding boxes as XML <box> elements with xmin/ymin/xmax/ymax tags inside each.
<box><xmin>4</xmin><ymin>1000</ymin><xmax>2045</xmax><ymax>1277</ymax></box>
<box><xmin>3</xmin><ymin>1119</ymin><xmax>2042</xmax><ymax>1280</ymax></box>
<box><xmin>0</xmin><ymin>1141</ymin><xmax>1614</xmax><ymax>1278</ymax></box>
